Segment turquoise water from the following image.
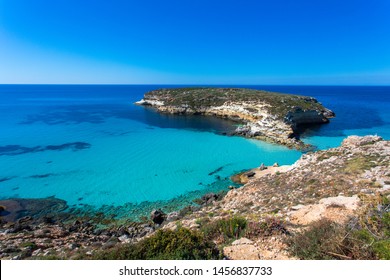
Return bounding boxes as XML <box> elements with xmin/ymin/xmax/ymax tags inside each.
<box><xmin>0</xmin><ymin>85</ymin><xmax>303</xmax><ymax>214</ymax></box>
<box><xmin>1</xmin><ymin>85</ymin><xmax>389</xmax><ymax>217</ymax></box>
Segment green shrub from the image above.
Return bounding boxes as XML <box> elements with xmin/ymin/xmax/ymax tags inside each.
<box><xmin>200</xmin><ymin>216</ymin><xmax>247</xmax><ymax>244</ymax></box>
<box><xmin>373</xmin><ymin>240</ymin><xmax>390</xmax><ymax>259</ymax></box>
<box><xmin>286</xmin><ymin>219</ymin><xmax>345</xmax><ymax>260</ymax></box>
<box><xmin>94</xmin><ymin>227</ymin><xmax>220</xmax><ymax>260</ymax></box>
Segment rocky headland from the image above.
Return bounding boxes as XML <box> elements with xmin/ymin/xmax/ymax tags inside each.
<box><xmin>135</xmin><ymin>88</ymin><xmax>335</xmax><ymax>149</ymax></box>
<box><xmin>1</xmin><ymin>135</ymin><xmax>389</xmax><ymax>260</ymax></box>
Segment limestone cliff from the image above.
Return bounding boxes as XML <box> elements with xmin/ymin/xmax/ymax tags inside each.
<box><xmin>136</xmin><ymin>88</ymin><xmax>335</xmax><ymax>149</ymax></box>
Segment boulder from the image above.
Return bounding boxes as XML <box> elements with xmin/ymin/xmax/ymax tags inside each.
<box><xmin>150</xmin><ymin>209</ymin><xmax>166</xmax><ymax>225</ymax></box>
<box><xmin>223</xmin><ymin>244</ymin><xmax>260</xmax><ymax>260</ymax></box>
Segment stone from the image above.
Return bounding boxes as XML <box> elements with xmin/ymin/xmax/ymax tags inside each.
<box><xmin>67</xmin><ymin>243</ymin><xmax>78</xmax><ymax>250</ymax></box>
<box><xmin>34</xmin><ymin>229</ymin><xmax>49</xmax><ymax>238</ymax></box>
<box><xmin>289</xmin><ymin>195</ymin><xmax>361</xmax><ymax>225</ymax></box>
<box><xmin>320</xmin><ymin>195</ymin><xmax>360</xmax><ymax>210</ymax></box>
<box><xmin>118</xmin><ymin>234</ymin><xmax>131</xmax><ymax>243</ymax></box>
<box><xmin>342</xmin><ymin>135</ymin><xmax>382</xmax><ymax>148</ymax></box>
<box><xmin>259</xmin><ymin>163</ymin><xmax>267</xmax><ymax>170</ymax></box>
<box><xmin>246</xmin><ymin>171</ymin><xmax>256</xmax><ymax>178</ymax></box>
<box><xmin>32</xmin><ymin>248</ymin><xmax>42</xmax><ymax>256</ymax></box>
<box><xmin>223</xmin><ymin>244</ymin><xmax>260</xmax><ymax>260</ymax></box>
<box><xmin>166</xmin><ymin>211</ymin><xmax>179</xmax><ymax>222</ymax></box>
<box><xmin>290</xmin><ymin>204</ymin><xmax>305</xmax><ymax>211</ymax></box>
<box><xmin>150</xmin><ymin>209</ymin><xmax>166</xmax><ymax>225</ymax></box>
<box><xmin>273</xmin><ymin>162</ymin><xmax>279</xmax><ymax>167</ymax></box>
<box><xmin>232</xmin><ymin>238</ymin><xmax>254</xmax><ymax>245</ymax></box>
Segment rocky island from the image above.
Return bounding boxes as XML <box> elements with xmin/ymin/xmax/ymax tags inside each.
<box><xmin>136</xmin><ymin>88</ymin><xmax>335</xmax><ymax>149</ymax></box>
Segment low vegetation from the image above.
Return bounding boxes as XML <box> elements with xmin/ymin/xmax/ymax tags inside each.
<box><xmin>343</xmin><ymin>156</ymin><xmax>380</xmax><ymax>174</ymax></box>
<box><xmin>286</xmin><ymin>194</ymin><xmax>390</xmax><ymax>260</ymax></box>
<box><xmin>145</xmin><ymin>88</ymin><xmax>327</xmax><ymax>118</ymax></box>
<box><xmin>198</xmin><ymin>216</ymin><xmax>247</xmax><ymax>245</ymax></box>
<box><xmin>93</xmin><ymin>227</ymin><xmax>221</xmax><ymax>260</ymax></box>
<box><xmin>90</xmin><ymin>215</ymin><xmax>292</xmax><ymax>260</ymax></box>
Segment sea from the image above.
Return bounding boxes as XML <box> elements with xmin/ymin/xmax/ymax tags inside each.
<box><xmin>0</xmin><ymin>85</ymin><xmax>389</xmax><ymax>219</ymax></box>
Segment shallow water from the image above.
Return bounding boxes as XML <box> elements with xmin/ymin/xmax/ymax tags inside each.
<box><xmin>0</xmin><ymin>85</ymin><xmax>389</xmax><ymax>218</ymax></box>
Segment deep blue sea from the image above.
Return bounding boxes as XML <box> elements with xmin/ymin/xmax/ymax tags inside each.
<box><xmin>0</xmin><ymin>85</ymin><xmax>389</xmax><ymax>218</ymax></box>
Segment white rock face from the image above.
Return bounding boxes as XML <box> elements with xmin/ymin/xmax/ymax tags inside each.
<box><xmin>135</xmin><ymin>99</ymin><xmax>165</xmax><ymax>106</ymax></box>
<box><xmin>319</xmin><ymin>195</ymin><xmax>360</xmax><ymax>210</ymax></box>
<box><xmin>342</xmin><ymin>135</ymin><xmax>383</xmax><ymax>148</ymax></box>
<box><xmin>289</xmin><ymin>195</ymin><xmax>361</xmax><ymax>225</ymax></box>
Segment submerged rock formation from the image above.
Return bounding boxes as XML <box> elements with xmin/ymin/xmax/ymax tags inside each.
<box><xmin>136</xmin><ymin>88</ymin><xmax>335</xmax><ymax>149</ymax></box>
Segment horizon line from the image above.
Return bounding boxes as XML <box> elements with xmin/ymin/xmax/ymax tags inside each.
<box><xmin>1</xmin><ymin>83</ymin><xmax>390</xmax><ymax>87</ymax></box>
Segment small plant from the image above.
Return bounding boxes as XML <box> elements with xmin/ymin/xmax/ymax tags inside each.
<box><xmin>200</xmin><ymin>216</ymin><xmax>247</xmax><ymax>244</ymax></box>
<box><xmin>343</xmin><ymin>156</ymin><xmax>378</xmax><ymax>174</ymax></box>
<box><xmin>20</xmin><ymin>242</ymin><xmax>38</xmax><ymax>250</ymax></box>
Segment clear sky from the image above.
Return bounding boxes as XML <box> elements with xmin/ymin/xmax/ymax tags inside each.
<box><xmin>0</xmin><ymin>0</ymin><xmax>389</xmax><ymax>85</ymax></box>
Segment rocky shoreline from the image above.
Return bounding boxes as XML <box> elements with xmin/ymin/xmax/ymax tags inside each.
<box><xmin>136</xmin><ymin>88</ymin><xmax>335</xmax><ymax>149</ymax></box>
<box><xmin>161</xmin><ymin>135</ymin><xmax>390</xmax><ymax>259</ymax></box>
<box><xmin>1</xmin><ymin>135</ymin><xmax>389</xmax><ymax>260</ymax></box>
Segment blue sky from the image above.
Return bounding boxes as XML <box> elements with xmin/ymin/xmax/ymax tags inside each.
<box><xmin>0</xmin><ymin>0</ymin><xmax>389</xmax><ymax>84</ymax></box>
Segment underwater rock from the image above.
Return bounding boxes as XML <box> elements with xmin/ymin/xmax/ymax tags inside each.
<box><xmin>0</xmin><ymin>197</ymin><xmax>68</xmax><ymax>223</ymax></box>
<box><xmin>0</xmin><ymin>142</ymin><xmax>91</xmax><ymax>156</ymax></box>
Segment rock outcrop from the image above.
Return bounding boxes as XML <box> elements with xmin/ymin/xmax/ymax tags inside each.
<box><xmin>136</xmin><ymin>88</ymin><xmax>335</xmax><ymax>149</ymax></box>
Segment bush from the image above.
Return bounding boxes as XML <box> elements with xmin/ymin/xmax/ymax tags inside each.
<box><xmin>200</xmin><ymin>216</ymin><xmax>247</xmax><ymax>244</ymax></box>
<box><xmin>94</xmin><ymin>227</ymin><xmax>220</xmax><ymax>260</ymax></box>
<box><xmin>286</xmin><ymin>219</ymin><xmax>346</xmax><ymax>259</ymax></box>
